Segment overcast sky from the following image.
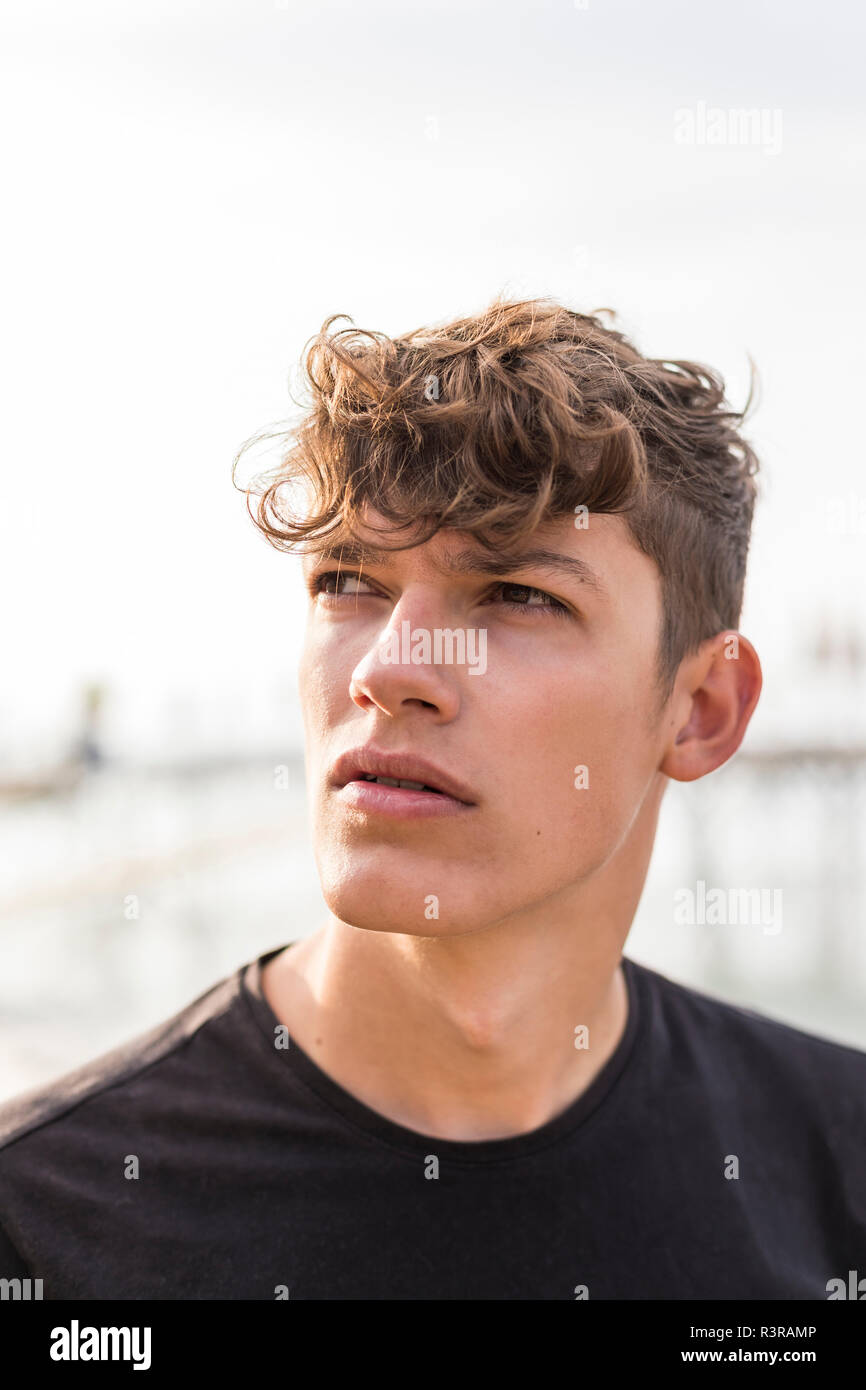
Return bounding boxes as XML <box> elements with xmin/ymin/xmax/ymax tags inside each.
<box><xmin>2</xmin><ymin>0</ymin><xmax>865</xmax><ymax>759</ymax></box>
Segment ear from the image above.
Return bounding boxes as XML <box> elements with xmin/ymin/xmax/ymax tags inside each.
<box><xmin>660</xmin><ymin>632</ymin><xmax>762</xmax><ymax>783</ymax></box>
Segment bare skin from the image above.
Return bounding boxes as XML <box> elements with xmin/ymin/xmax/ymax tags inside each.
<box><xmin>262</xmin><ymin>508</ymin><xmax>762</xmax><ymax>1141</ymax></box>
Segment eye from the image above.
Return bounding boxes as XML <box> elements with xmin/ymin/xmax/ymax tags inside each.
<box><xmin>307</xmin><ymin>569</ymin><xmax>379</xmax><ymax>600</ymax></box>
<box><xmin>306</xmin><ymin>570</ymin><xmax>571</xmax><ymax>616</ymax></box>
<box><xmin>486</xmin><ymin>581</ymin><xmax>570</xmax><ymax>616</ymax></box>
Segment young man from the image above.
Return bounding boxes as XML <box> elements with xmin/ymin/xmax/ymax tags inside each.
<box><xmin>1</xmin><ymin>298</ymin><xmax>864</xmax><ymax>1301</ymax></box>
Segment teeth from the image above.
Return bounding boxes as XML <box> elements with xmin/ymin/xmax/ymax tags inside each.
<box><xmin>362</xmin><ymin>775</ymin><xmax>432</xmax><ymax>791</ymax></box>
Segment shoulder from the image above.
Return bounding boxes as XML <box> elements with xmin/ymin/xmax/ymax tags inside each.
<box><xmin>625</xmin><ymin>954</ymin><xmax>866</xmax><ymax>1125</ymax></box>
<box><xmin>0</xmin><ymin>963</ymin><xmax>248</xmax><ymax>1161</ymax></box>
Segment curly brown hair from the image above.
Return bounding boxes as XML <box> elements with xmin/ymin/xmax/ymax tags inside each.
<box><xmin>234</xmin><ymin>295</ymin><xmax>759</xmax><ymax>703</ymax></box>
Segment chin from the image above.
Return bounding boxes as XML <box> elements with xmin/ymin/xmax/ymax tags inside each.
<box><xmin>317</xmin><ymin>857</ymin><xmax>496</xmax><ymax>938</ymax></box>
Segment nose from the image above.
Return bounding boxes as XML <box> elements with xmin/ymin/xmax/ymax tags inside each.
<box><xmin>348</xmin><ymin>594</ymin><xmax>462</xmax><ymax>722</ymax></box>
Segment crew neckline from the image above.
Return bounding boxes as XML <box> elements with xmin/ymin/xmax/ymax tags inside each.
<box><xmin>242</xmin><ymin>941</ymin><xmax>644</xmax><ymax>1164</ymax></box>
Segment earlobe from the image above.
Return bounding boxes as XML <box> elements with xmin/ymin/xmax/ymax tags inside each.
<box><xmin>661</xmin><ymin>633</ymin><xmax>762</xmax><ymax>783</ymax></box>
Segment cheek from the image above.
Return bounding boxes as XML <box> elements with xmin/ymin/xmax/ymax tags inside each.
<box><xmin>299</xmin><ymin>631</ymin><xmax>346</xmax><ymax>726</ymax></box>
<box><xmin>502</xmin><ymin>670</ymin><xmax>651</xmax><ymax>839</ymax></box>
<box><xmin>297</xmin><ymin>645</ymin><xmax>321</xmax><ymax>740</ymax></box>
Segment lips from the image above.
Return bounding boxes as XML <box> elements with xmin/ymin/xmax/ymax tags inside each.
<box><xmin>329</xmin><ymin>748</ymin><xmax>477</xmax><ymax>805</ymax></box>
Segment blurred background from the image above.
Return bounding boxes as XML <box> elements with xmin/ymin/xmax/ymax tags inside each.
<box><xmin>1</xmin><ymin>0</ymin><xmax>865</xmax><ymax>1100</ymax></box>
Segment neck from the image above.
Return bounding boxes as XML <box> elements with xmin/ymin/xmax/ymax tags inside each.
<box><xmin>262</xmin><ymin>778</ymin><xmax>665</xmax><ymax>1142</ymax></box>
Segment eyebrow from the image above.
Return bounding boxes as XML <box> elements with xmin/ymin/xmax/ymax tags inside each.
<box><xmin>306</xmin><ymin>540</ymin><xmax>608</xmax><ymax>597</ymax></box>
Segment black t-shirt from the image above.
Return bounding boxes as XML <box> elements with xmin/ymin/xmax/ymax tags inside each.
<box><xmin>0</xmin><ymin>943</ymin><xmax>864</xmax><ymax>1300</ymax></box>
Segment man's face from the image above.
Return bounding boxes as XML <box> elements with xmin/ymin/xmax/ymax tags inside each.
<box><xmin>298</xmin><ymin>508</ymin><xmax>671</xmax><ymax>937</ymax></box>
